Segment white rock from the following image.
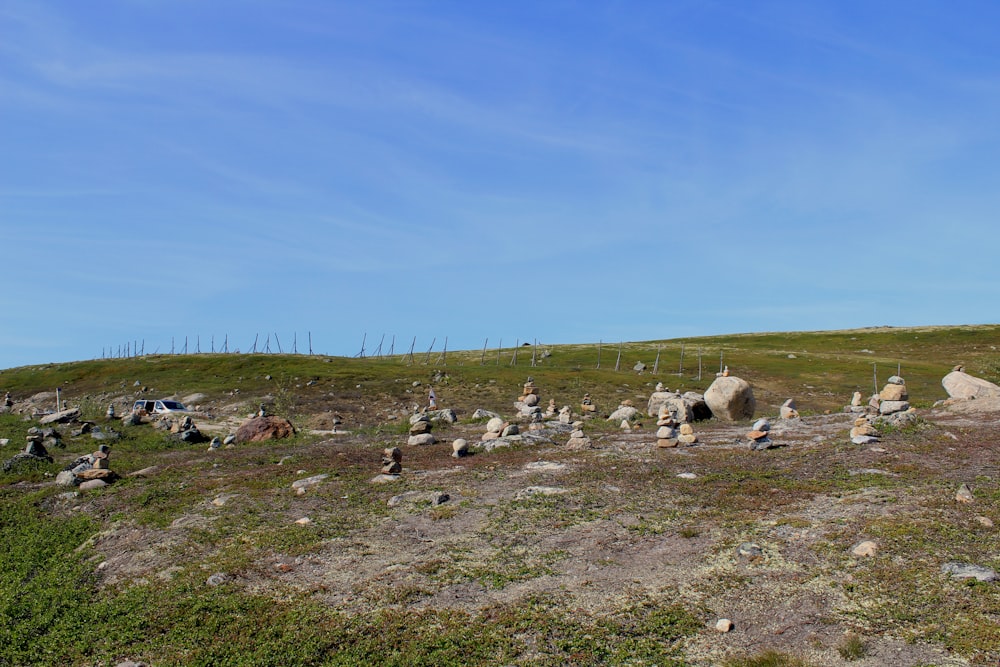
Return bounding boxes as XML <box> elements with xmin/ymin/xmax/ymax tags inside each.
<box><xmin>704</xmin><ymin>376</ymin><xmax>755</xmax><ymax>421</ymax></box>
<box><xmin>942</xmin><ymin>371</ymin><xmax>1000</xmax><ymax>400</ymax></box>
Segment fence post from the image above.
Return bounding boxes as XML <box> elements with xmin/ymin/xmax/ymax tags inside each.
<box><xmin>614</xmin><ymin>342</ymin><xmax>622</xmax><ymax>372</ymax></box>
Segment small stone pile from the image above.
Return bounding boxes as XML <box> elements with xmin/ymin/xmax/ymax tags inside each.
<box><xmin>779</xmin><ymin>399</ymin><xmax>799</xmax><ymax>419</ymax></box>
<box><xmin>678</xmin><ymin>422</ymin><xmax>698</xmax><ymax>445</ymax></box>
<box><xmin>745</xmin><ymin>418</ymin><xmax>774</xmax><ymax>450</ymax></box>
<box><xmin>408</xmin><ymin>413</ymin><xmax>437</xmax><ymax>446</ymax></box>
<box><xmin>580</xmin><ymin>394</ymin><xmax>596</xmax><ymax>413</ymax></box>
<box><xmin>566</xmin><ymin>421</ymin><xmax>591</xmax><ymax>449</ymax></box>
<box><xmin>163</xmin><ymin>415</ymin><xmax>207</xmax><ymax>443</ymax></box>
<box><xmin>850</xmin><ymin>416</ymin><xmax>880</xmax><ymax>445</ymax></box>
<box><xmin>2</xmin><ymin>435</ymin><xmax>55</xmax><ymax>473</ymax></box>
<box><xmin>543</xmin><ymin>399</ymin><xmax>557</xmax><ymax>418</ymax></box>
<box><xmin>844</xmin><ymin>391</ymin><xmax>868</xmax><ymax>414</ymax></box>
<box><xmin>483</xmin><ymin>416</ymin><xmax>506</xmax><ymax>441</ymax></box>
<box><xmin>57</xmin><ymin>444</ymin><xmax>119</xmax><ymax>490</ymax></box>
<box><xmin>381</xmin><ymin>447</ymin><xmax>402</xmax><ymax>474</ymax></box>
<box><xmin>655</xmin><ymin>406</ymin><xmax>679</xmax><ymax>448</ymax></box>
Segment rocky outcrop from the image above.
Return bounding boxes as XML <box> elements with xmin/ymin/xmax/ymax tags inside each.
<box><xmin>234</xmin><ymin>416</ymin><xmax>296</xmax><ymax>443</ymax></box>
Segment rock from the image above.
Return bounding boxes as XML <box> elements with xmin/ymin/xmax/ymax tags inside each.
<box><xmin>501</xmin><ymin>424</ymin><xmax>519</xmax><ymax>437</ymax></box>
<box><xmin>746</xmin><ymin>430</ymin><xmax>768</xmax><ymax>441</ymax></box>
<box><xmin>407</xmin><ymin>433</ymin><xmax>436</xmax><ymax>446</ymax></box>
<box><xmin>656</xmin><ymin>426</ymin><xmax>677</xmax><ymax>439</ymax></box>
<box><xmin>704</xmin><ymin>376</ymin><xmax>755</xmax><ymax>421</ymax></box>
<box><xmin>77</xmin><ymin>468</ymin><xmax>115</xmax><ymax>481</ymax></box>
<box><xmin>223</xmin><ymin>434</ymin><xmax>236</xmax><ymax>445</ymax></box>
<box><xmin>677</xmin><ymin>433</ymin><xmax>698</xmax><ymax>445</ymax></box>
<box><xmin>234</xmin><ymin>416</ymin><xmax>295</xmax><ymax>443</ymax></box>
<box><xmin>486</xmin><ymin>417</ymin><xmax>505</xmax><ymax>434</ymax></box>
<box><xmin>737</xmin><ymin>543</ymin><xmax>762</xmax><ymax>559</ymax></box>
<box><xmin>408</xmin><ymin>413</ymin><xmax>430</xmax><ymax>426</ymax></box>
<box><xmin>78</xmin><ymin>479</ymin><xmax>108</xmax><ymax>491</ymax></box>
<box><xmin>646</xmin><ymin>391</ymin><xmax>677</xmax><ymax>417</ymax></box>
<box><xmin>877</xmin><ymin>410</ymin><xmax>918</xmax><ymax>429</ymax></box>
<box><xmin>878</xmin><ymin>400</ymin><xmax>910</xmax><ymax>415</ymax></box>
<box><xmin>206</xmin><ymin>573</ymin><xmax>230</xmax><ymax>586</ymax></box>
<box><xmin>178</xmin><ymin>428</ymin><xmax>207</xmax><ymax>444</ymax></box>
<box><xmin>851</xmin><ymin>391</ymin><xmax>863</xmax><ymax>407</ymax></box>
<box><xmin>431</xmin><ymin>491</ymin><xmax>450</xmax><ymax>506</ymax></box>
<box><xmin>657</xmin><ymin>438</ymin><xmax>679</xmax><ymax>448</ymax></box>
<box><xmin>515</xmin><ymin>486</ymin><xmax>568</xmax><ymax>499</ymax></box>
<box><xmin>941</xmin><ymin>562</ymin><xmax>997</xmax><ymax>582</ymax></box>
<box><xmin>472</xmin><ymin>409</ymin><xmax>502</xmax><ymax>421</ymax></box>
<box><xmin>976</xmin><ymin>516</ymin><xmax>994</xmax><ymax>528</ymax></box>
<box><xmin>942</xmin><ymin>370</ymin><xmax>1000</xmax><ymax>400</ymax></box>
<box><xmin>851</xmin><ymin>424</ymin><xmax>878</xmax><ymax>438</ymax></box>
<box><xmin>880</xmin><ymin>384</ymin><xmax>908</xmax><ymax>401</ymax></box>
<box><xmin>294</xmin><ymin>517</ymin><xmax>312</xmax><ymax>525</ymax></box>
<box><xmin>679</xmin><ymin>423</ymin><xmax>694</xmax><ymax>436</ymax></box>
<box><xmin>426</xmin><ymin>409</ymin><xmax>458</xmax><ymax>424</ymax></box>
<box><xmin>851</xmin><ymin>540</ymin><xmax>878</xmax><ymax>557</ymax></box>
<box><xmin>676</xmin><ymin>472</ymin><xmax>697</xmax><ymax>479</ymax></box>
<box><xmin>452</xmin><ymin>438</ymin><xmax>468</xmax><ymax>457</ymax></box>
<box><xmin>524</xmin><ymin>393</ymin><xmax>539</xmax><ymax>407</ymax></box>
<box><xmin>409</xmin><ymin>420</ymin><xmax>432</xmax><ymax>434</ymax></box>
<box><xmin>55</xmin><ymin>470</ymin><xmax>78</xmax><ymax>486</ymax></box>
<box><xmin>752</xmin><ymin>418</ymin><xmax>770</xmax><ymax>432</ymax></box>
<box><xmin>371</xmin><ymin>473</ymin><xmax>402</xmax><ymax>484</ymax></box>
<box><xmin>715</xmin><ymin>618</ymin><xmax>733</xmax><ymax>633</ymax></box>
<box><xmin>851</xmin><ymin>435</ymin><xmax>880</xmax><ymax>445</ymax></box>
<box><xmin>779</xmin><ymin>401</ymin><xmax>799</xmax><ymax>419</ymax></box>
<box><xmin>39</xmin><ymin>408</ymin><xmax>80</xmax><ymax>425</ymax></box>
<box><xmin>291</xmin><ymin>474</ymin><xmax>329</xmax><ymax>491</ymax></box>
<box><xmin>24</xmin><ymin>440</ymin><xmax>51</xmax><ymax>459</ymax></box>
<box><xmin>607</xmin><ymin>405</ymin><xmax>639</xmax><ymax>422</ymax></box>
<box><xmin>887</xmin><ymin>375</ymin><xmax>905</xmax><ymax>385</ymax></box>
<box><xmin>956</xmin><ymin>483</ymin><xmax>975</xmax><ymax>503</ymax></box>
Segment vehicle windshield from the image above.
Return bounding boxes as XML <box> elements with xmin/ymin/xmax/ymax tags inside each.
<box><xmin>160</xmin><ymin>401</ymin><xmax>186</xmax><ymax>410</ymax></box>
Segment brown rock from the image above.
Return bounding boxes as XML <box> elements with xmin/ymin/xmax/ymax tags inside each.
<box><xmin>234</xmin><ymin>416</ymin><xmax>296</xmax><ymax>443</ymax></box>
<box><xmin>880</xmin><ymin>384</ymin><xmax>908</xmax><ymax>401</ymax></box>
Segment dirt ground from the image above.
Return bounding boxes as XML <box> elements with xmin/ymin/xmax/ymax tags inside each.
<box><xmin>78</xmin><ymin>401</ymin><xmax>999</xmax><ymax>666</ymax></box>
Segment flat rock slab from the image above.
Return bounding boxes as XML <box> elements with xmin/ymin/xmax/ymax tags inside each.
<box><xmin>941</xmin><ymin>562</ymin><xmax>997</xmax><ymax>582</ymax></box>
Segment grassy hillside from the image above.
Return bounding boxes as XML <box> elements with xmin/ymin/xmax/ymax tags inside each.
<box><xmin>2</xmin><ymin>325</ymin><xmax>998</xmax><ymax>422</ymax></box>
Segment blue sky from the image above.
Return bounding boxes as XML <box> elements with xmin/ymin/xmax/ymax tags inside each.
<box><xmin>2</xmin><ymin>1</ymin><xmax>999</xmax><ymax>368</ymax></box>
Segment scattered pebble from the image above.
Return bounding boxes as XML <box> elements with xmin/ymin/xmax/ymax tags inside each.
<box><xmin>851</xmin><ymin>540</ymin><xmax>878</xmax><ymax>557</ymax></box>
<box><xmin>715</xmin><ymin>618</ymin><xmax>733</xmax><ymax>633</ymax></box>
<box><xmin>676</xmin><ymin>472</ymin><xmax>697</xmax><ymax>479</ymax></box>
<box><xmin>941</xmin><ymin>562</ymin><xmax>997</xmax><ymax>582</ymax></box>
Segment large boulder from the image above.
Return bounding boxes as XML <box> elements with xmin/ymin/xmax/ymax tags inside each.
<box><xmin>607</xmin><ymin>405</ymin><xmax>639</xmax><ymax>422</ymax></box>
<box><xmin>704</xmin><ymin>376</ymin><xmax>755</xmax><ymax>421</ymax></box>
<box><xmin>40</xmin><ymin>408</ymin><xmax>80</xmax><ymax>425</ymax></box>
<box><xmin>942</xmin><ymin>371</ymin><xmax>1000</xmax><ymax>400</ymax></box>
<box><xmin>646</xmin><ymin>391</ymin><xmax>678</xmax><ymax>417</ymax></box>
<box><xmin>234</xmin><ymin>416</ymin><xmax>296</xmax><ymax>443</ymax></box>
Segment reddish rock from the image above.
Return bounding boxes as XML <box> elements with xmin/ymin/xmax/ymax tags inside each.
<box><xmin>234</xmin><ymin>416</ymin><xmax>296</xmax><ymax>443</ymax></box>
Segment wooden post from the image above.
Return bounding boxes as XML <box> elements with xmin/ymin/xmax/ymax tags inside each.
<box><xmin>308</xmin><ymin>332</ymin><xmax>312</xmax><ymax>355</ymax></box>
<box><xmin>211</xmin><ymin>335</ymin><xmax>215</xmax><ymax>354</ymax></box>
<box><xmin>597</xmin><ymin>341</ymin><xmax>602</xmax><ymax>369</ymax></box>
<box><xmin>698</xmin><ymin>348</ymin><xmax>702</xmax><ymax>381</ymax></box>
<box><xmin>496</xmin><ymin>338</ymin><xmax>502</xmax><ymax>366</ymax></box>
<box><xmin>481</xmin><ymin>338</ymin><xmax>488</xmax><ymax>365</ymax></box>
<box><xmin>375</xmin><ymin>334</ymin><xmax>385</xmax><ymax>359</ymax></box>
<box><xmin>358</xmin><ymin>333</ymin><xmax>366</xmax><ymax>358</ymax></box>
<box><xmin>407</xmin><ymin>336</ymin><xmax>416</xmax><ymax>365</ymax></box>
<box><xmin>439</xmin><ymin>337</ymin><xmax>448</xmax><ymax>365</ymax></box>
<box><xmin>510</xmin><ymin>339</ymin><xmax>518</xmax><ymax>366</ymax></box>
<box><xmin>719</xmin><ymin>350</ymin><xmax>724</xmax><ymax>374</ymax></box>
<box><xmin>873</xmin><ymin>364</ymin><xmax>878</xmax><ymax>395</ymax></box>
<box><xmin>424</xmin><ymin>338</ymin><xmax>435</xmax><ymax>364</ymax></box>
<box><xmin>389</xmin><ymin>335</ymin><xmax>395</xmax><ymax>356</ymax></box>
<box><xmin>531</xmin><ymin>339</ymin><xmax>537</xmax><ymax>367</ymax></box>
<box><xmin>55</xmin><ymin>388</ymin><xmax>61</xmax><ymax>412</ymax></box>
<box><xmin>653</xmin><ymin>345</ymin><xmax>661</xmax><ymax>374</ymax></box>
<box><xmin>293</xmin><ymin>332</ymin><xmax>298</xmax><ymax>354</ymax></box>
<box><xmin>614</xmin><ymin>342</ymin><xmax>622</xmax><ymax>372</ymax></box>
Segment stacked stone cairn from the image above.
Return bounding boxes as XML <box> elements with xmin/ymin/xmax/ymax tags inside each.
<box><xmin>558</xmin><ymin>406</ymin><xmax>572</xmax><ymax>424</ymax></box>
<box><xmin>57</xmin><ymin>444</ymin><xmax>118</xmax><ymax>490</ymax></box>
<box><xmin>580</xmin><ymin>393</ymin><xmax>597</xmax><ymax>413</ymax></box>
<box><xmin>483</xmin><ymin>416</ymin><xmax>506</xmax><ymax>442</ymax></box>
<box><xmin>543</xmin><ymin>399</ymin><xmax>557</xmax><ymax>419</ymax></box>
<box><xmin>566</xmin><ymin>421</ymin><xmax>591</xmax><ymax>449</ymax></box>
<box><xmin>408</xmin><ymin>413</ymin><xmax>437</xmax><ymax>446</ymax></box>
<box><xmin>607</xmin><ymin>400</ymin><xmax>639</xmax><ymax>424</ymax></box>
<box><xmin>877</xmin><ymin>375</ymin><xmax>916</xmax><ymax>427</ymax></box>
<box><xmin>850</xmin><ymin>416</ymin><xmax>880</xmax><ymax>446</ymax></box>
<box><xmin>515</xmin><ymin>378</ymin><xmax>544</xmax><ymax>420</ymax></box>
<box><xmin>745</xmin><ymin>418</ymin><xmax>774</xmax><ymax>450</ymax></box>
<box><xmin>678</xmin><ymin>422</ymin><xmax>698</xmax><ymax>445</ymax></box>
<box><xmin>2</xmin><ymin>428</ymin><xmax>58</xmax><ymax>473</ymax></box>
<box><xmin>381</xmin><ymin>447</ymin><xmax>402</xmax><ymax>474</ymax></box>
<box><xmin>655</xmin><ymin>405</ymin><xmax>679</xmax><ymax>448</ymax></box>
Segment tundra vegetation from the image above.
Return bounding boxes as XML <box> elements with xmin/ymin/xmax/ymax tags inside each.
<box><xmin>0</xmin><ymin>325</ymin><xmax>998</xmax><ymax>666</ymax></box>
